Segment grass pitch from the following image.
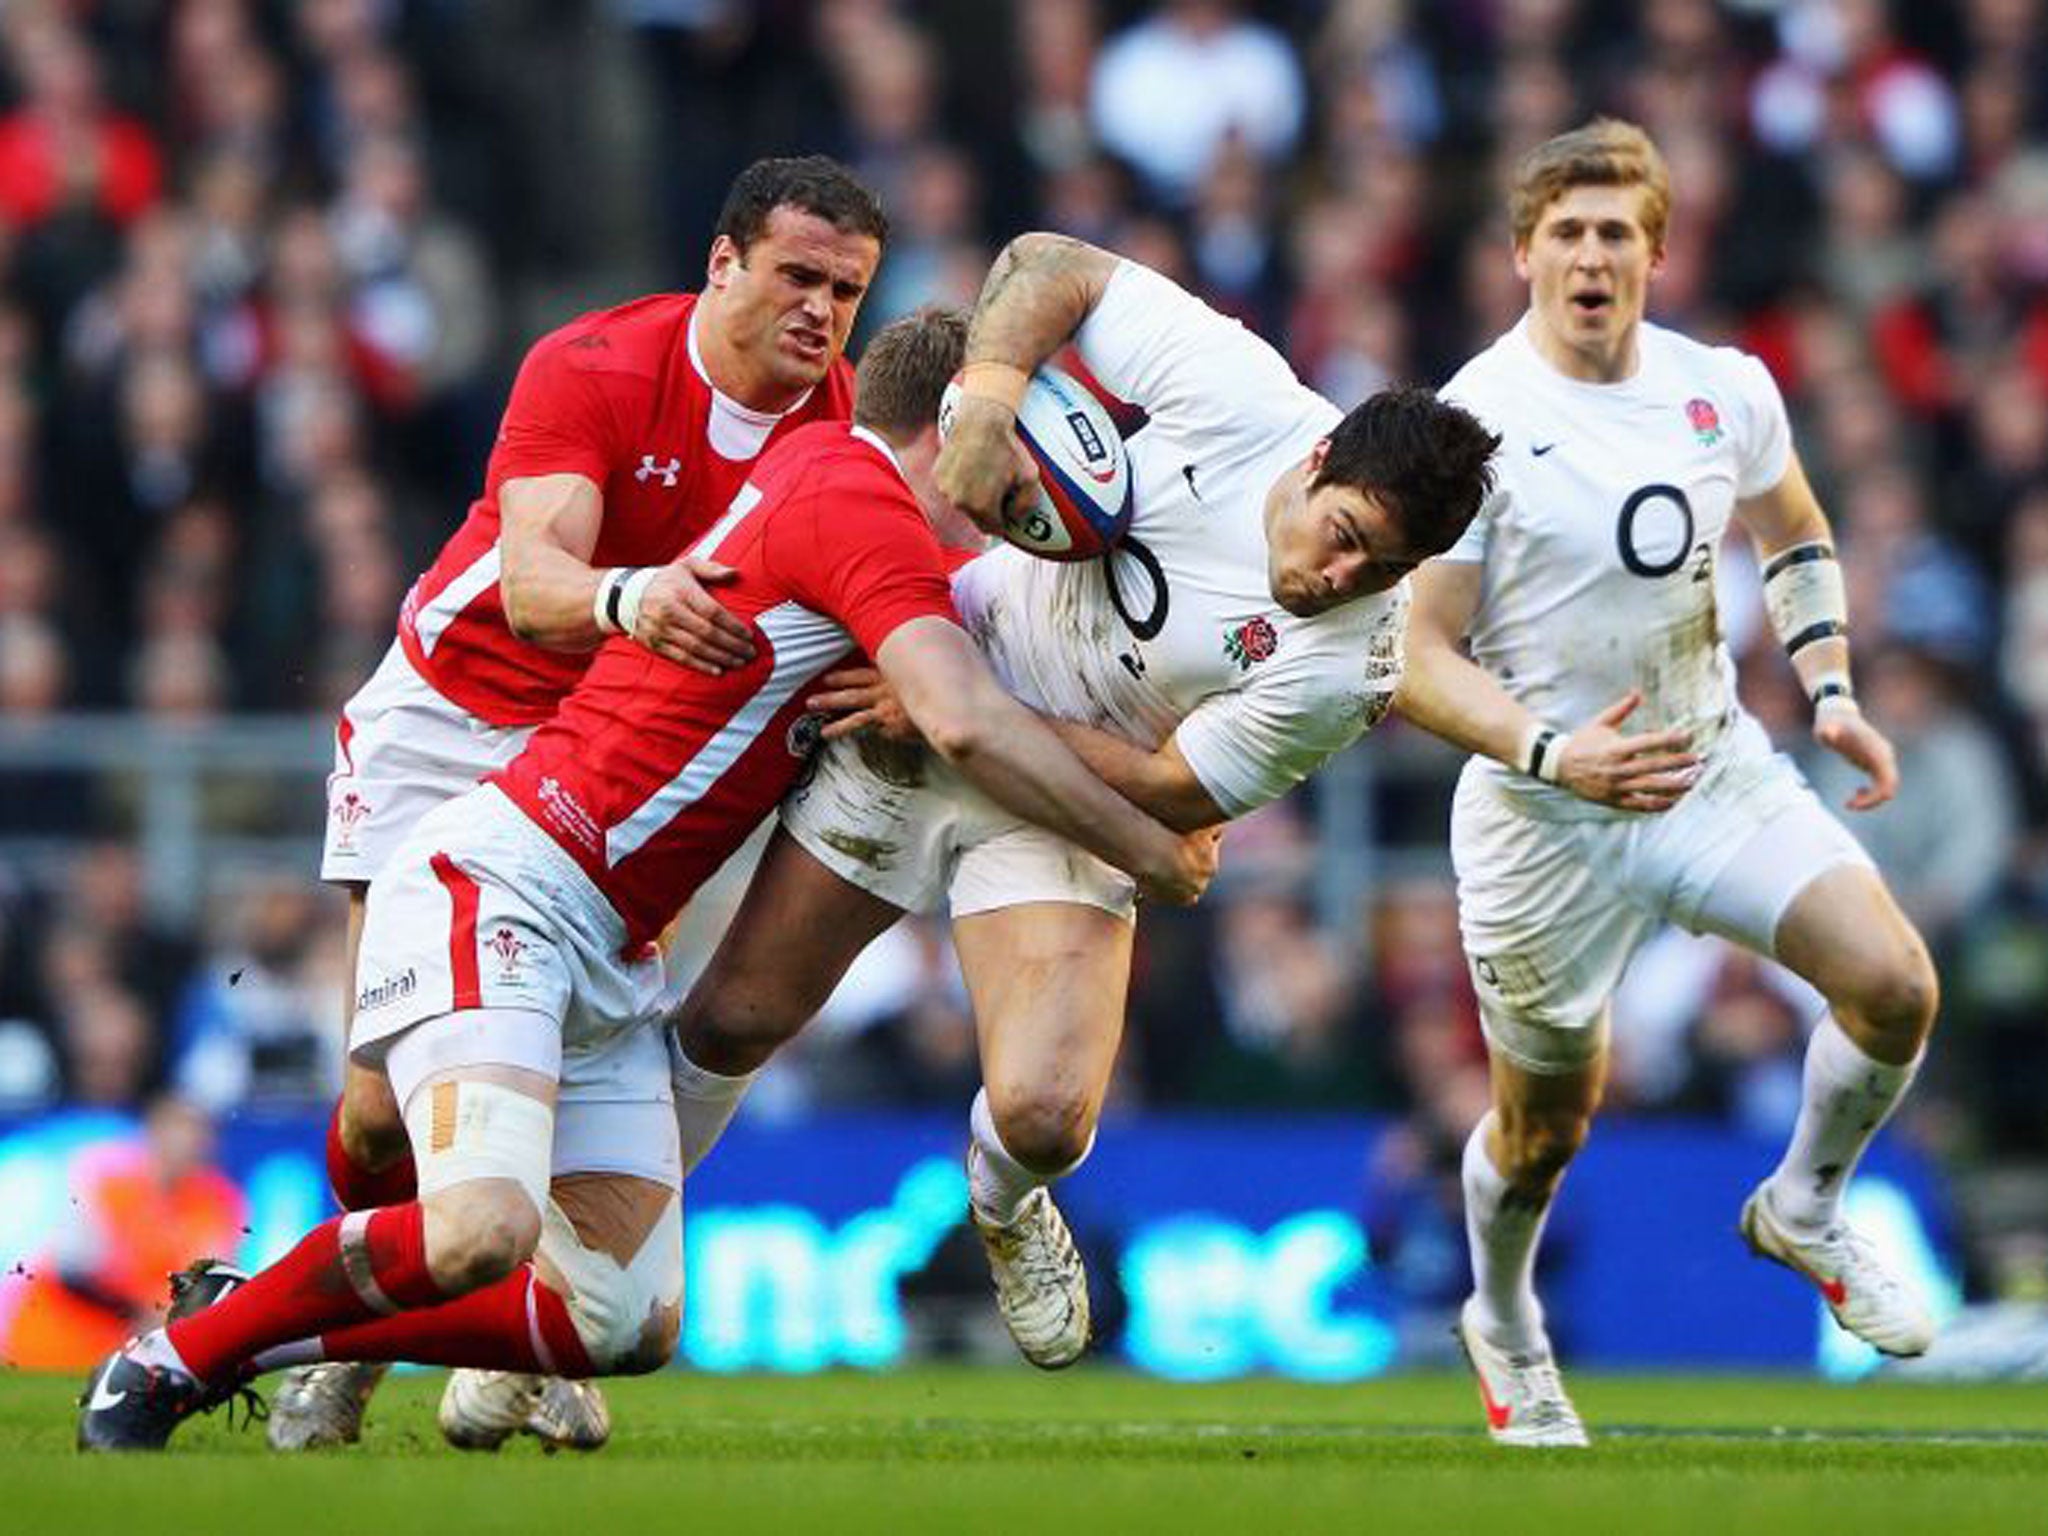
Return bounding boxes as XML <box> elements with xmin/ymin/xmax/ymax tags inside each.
<box><xmin>7</xmin><ymin>1366</ymin><xmax>2046</xmax><ymax>1534</ymax></box>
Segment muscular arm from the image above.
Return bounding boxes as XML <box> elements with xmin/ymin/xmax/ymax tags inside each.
<box><xmin>1395</xmin><ymin>560</ymin><xmax>1699</xmax><ymax>812</ymax></box>
<box><xmin>498</xmin><ymin>473</ymin><xmax>608</xmax><ymax>650</ymax></box>
<box><xmin>499</xmin><ymin>473</ymin><xmax>756</xmax><ymax>671</ymax></box>
<box><xmin>1044</xmin><ymin>721</ymin><xmax>1227</xmax><ymax>832</ymax></box>
<box><xmin>874</xmin><ymin>616</ymin><xmax>1207</xmax><ymax>903</ymax></box>
<box><xmin>939</xmin><ymin>234</ymin><xmax>1121</xmax><ymax>531</ymax></box>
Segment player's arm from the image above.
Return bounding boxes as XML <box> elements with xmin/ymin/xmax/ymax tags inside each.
<box><xmin>1735</xmin><ymin>449</ymin><xmax>1895</xmax><ymax>810</ymax></box>
<box><xmin>1395</xmin><ymin>559</ymin><xmax>1699</xmax><ymax>812</ymax></box>
<box><xmin>939</xmin><ymin>233</ymin><xmax>1119</xmax><ymax>532</ymax></box>
<box><xmin>498</xmin><ymin>474</ymin><xmax>756</xmax><ymax>672</ymax></box>
<box><xmin>874</xmin><ymin>615</ymin><xmax>1214</xmax><ymax>904</ymax></box>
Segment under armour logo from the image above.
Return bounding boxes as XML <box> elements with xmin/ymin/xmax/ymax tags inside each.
<box><xmin>636</xmin><ymin>454</ymin><xmax>682</xmax><ymax>487</ymax></box>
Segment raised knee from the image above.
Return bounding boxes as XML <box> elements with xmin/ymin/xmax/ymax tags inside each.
<box><xmin>429</xmin><ymin>1194</ymin><xmax>541</xmax><ymax>1293</ymax></box>
<box><xmin>988</xmin><ymin>1083</ymin><xmax>1093</xmax><ymax>1173</ymax></box>
<box><xmin>1840</xmin><ymin>952</ymin><xmax>1939</xmax><ymax>1056</ymax></box>
<box><xmin>606</xmin><ymin>1302</ymin><xmax>681</xmax><ymax>1376</ymax></box>
<box><xmin>677</xmin><ymin>991</ymin><xmax>804</xmax><ymax>1077</ymax></box>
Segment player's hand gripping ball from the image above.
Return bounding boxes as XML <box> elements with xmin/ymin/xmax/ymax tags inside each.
<box><xmin>941</xmin><ymin>365</ymin><xmax>1134</xmax><ymax>561</ymax></box>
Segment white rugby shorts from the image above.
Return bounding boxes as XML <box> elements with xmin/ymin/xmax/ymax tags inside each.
<box><xmin>349</xmin><ymin>783</ymin><xmax>680</xmax><ymax>1187</ymax></box>
<box><xmin>322</xmin><ymin>642</ymin><xmax>534</xmax><ymax>884</ymax></box>
<box><xmin>1451</xmin><ymin>713</ymin><xmax>1872</xmax><ymax>1074</ymax></box>
<box><xmin>779</xmin><ymin>734</ymin><xmax>1137</xmax><ymax>922</ymax></box>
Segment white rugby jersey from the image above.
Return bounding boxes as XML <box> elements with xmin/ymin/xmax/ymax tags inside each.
<box><xmin>952</xmin><ymin>261</ymin><xmax>1407</xmax><ymax>820</ymax></box>
<box><xmin>1439</xmin><ymin>315</ymin><xmax>1791</xmax><ymax>818</ymax></box>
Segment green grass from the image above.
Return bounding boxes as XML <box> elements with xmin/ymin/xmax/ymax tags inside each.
<box><xmin>8</xmin><ymin>1366</ymin><xmax>2048</xmax><ymax>1534</ymax></box>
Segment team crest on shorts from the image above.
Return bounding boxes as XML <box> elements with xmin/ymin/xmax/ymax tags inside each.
<box><xmin>330</xmin><ymin>789</ymin><xmax>372</xmax><ymax>850</ymax></box>
<box><xmin>786</xmin><ymin>711</ymin><xmax>827</xmax><ymax>759</ymax></box>
<box><xmin>1685</xmin><ymin>397</ymin><xmax>1723</xmax><ymax>446</ymax></box>
<box><xmin>486</xmin><ymin>926</ymin><xmax>528</xmax><ymax>983</ymax></box>
<box><xmin>1222</xmin><ymin>614</ymin><xmax>1279</xmax><ymax>671</ymax></box>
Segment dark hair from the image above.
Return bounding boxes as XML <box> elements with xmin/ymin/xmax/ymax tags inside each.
<box><xmin>714</xmin><ymin>156</ymin><xmax>890</xmax><ymax>254</ymax></box>
<box><xmin>854</xmin><ymin>305</ymin><xmax>969</xmax><ymax>436</ymax></box>
<box><xmin>1314</xmin><ymin>385</ymin><xmax>1500</xmax><ymax>557</ymax></box>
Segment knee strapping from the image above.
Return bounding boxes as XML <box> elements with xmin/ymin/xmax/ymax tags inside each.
<box><xmin>402</xmin><ymin>1078</ymin><xmax>554</xmax><ymax>1215</ymax></box>
<box><xmin>537</xmin><ymin>1196</ymin><xmax>683</xmax><ymax>1374</ymax></box>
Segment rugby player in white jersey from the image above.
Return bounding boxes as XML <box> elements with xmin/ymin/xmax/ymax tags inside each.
<box><xmin>662</xmin><ymin>234</ymin><xmax>1499</xmax><ymax>1368</ymax></box>
<box><xmin>1395</xmin><ymin>119</ymin><xmax>1940</xmax><ymax>1447</ymax></box>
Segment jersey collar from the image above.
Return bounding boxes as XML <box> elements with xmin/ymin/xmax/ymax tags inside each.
<box><xmin>849</xmin><ymin>423</ymin><xmax>907</xmax><ymax>483</ymax></box>
<box><xmin>686</xmin><ymin>302</ymin><xmax>816</xmax><ymax>423</ymax></box>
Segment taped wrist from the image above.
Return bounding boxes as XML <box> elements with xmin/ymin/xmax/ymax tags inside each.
<box><xmin>1517</xmin><ymin>720</ymin><xmax>1568</xmax><ymax>785</ymax></box>
<box><xmin>593</xmin><ymin>567</ymin><xmax>657</xmax><ymax>638</ymax></box>
<box><xmin>1763</xmin><ymin>541</ymin><xmax>1848</xmax><ymax>658</ymax></box>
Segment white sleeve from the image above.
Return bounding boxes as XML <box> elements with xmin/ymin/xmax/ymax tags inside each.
<box><xmin>1731</xmin><ymin>352</ymin><xmax>1793</xmax><ymax>498</ymax></box>
<box><xmin>1074</xmin><ymin>262</ymin><xmax>1321</xmax><ymax>443</ymax></box>
<box><xmin>1173</xmin><ymin>642</ymin><xmax>1400</xmax><ymax>818</ymax></box>
<box><xmin>1440</xmin><ymin>483</ymin><xmax>1502</xmax><ymax>565</ymax></box>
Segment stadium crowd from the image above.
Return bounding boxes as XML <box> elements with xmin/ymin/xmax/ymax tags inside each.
<box><xmin>0</xmin><ymin>0</ymin><xmax>2043</xmax><ymax>1299</ymax></box>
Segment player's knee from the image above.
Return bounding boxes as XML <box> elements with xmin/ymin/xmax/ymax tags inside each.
<box><xmin>674</xmin><ymin>987</ymin><xmax>804</xmax><ymax>1076</ymax></box>
<box><xmin>339</xmin><ymin>1092</ymin><xmax>410</xmax><ymax>1171</ymax></box>
<box><xmin>1497</xmin><ymin>1112</ymin><xmax>1589</xmax><ymax>1191</ymax></box>
<box><xmin>427</xmin><ymin>1187</ymin><xmax>542</xmax><ymax>1293</ymax></box>
<box><xmin>541</xmin><ymin>1197</ymin><xmax>683</xmax><ymax>1376</ymax></box>
<box><xmin>988</xmin><ymin>1082</ymin><xmax>1093</xmax><ymax>1173</ymax></box>
<box><xmin>1839</xmin><ymin>947</ymin><xmax>1939</xmax><ymax>1058</ymax></box>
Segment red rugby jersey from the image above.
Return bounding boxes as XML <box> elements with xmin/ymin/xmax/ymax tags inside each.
<box><xmin>397</xmin><ymin>293</ymin><xmax>857</xmax><ymax>726</ymax></box>
<box><xmin>493</xmin><ymin>423</ymin><xmax>956</xmax><ymax>946</ymax></box>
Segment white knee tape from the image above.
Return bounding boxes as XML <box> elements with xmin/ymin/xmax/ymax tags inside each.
<box><xmin>403</xmin><ymin>1078</ymin><xmax>554</xmax><ymax>1215</ymax></box>
<box><xmin>537</xmin><ymin>1196</ymin><xmax>683</xmax><ymax>1372</ymax></box>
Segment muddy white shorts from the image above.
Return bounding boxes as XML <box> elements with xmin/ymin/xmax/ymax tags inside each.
<box><xmin>349</xmin><ymin>782</ymin><xmax>680</xmax><ymax>1187</ymax></box>
<box><xmin>778</xmin><ymin>734</ymin><xmax>1136</xmax><ymax>921</ymax></box>
<box><xmin>1451</xmin><ymin>713</ymin><xmax>1872</xmax><ymax>1074</ymax></box>
<box><xmin>322</xmin><ymin>642</ymin><xmax>534</xmax><ymax>884</ymax></box>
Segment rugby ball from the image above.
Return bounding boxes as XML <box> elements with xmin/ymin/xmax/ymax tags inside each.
<box><xmin>940</xmin><ymin>364</ymin><xmax>1134</xmax><ymax>561</ymax></box>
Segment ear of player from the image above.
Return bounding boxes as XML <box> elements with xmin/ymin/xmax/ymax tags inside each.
<box><xmin>942</xmin><ymin>365</ymin><xmax>1134</xmax><ymax>562</ymax></box>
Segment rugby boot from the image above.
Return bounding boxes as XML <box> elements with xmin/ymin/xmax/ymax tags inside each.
<box><xmin>524</xmin><ymin>1377</ymin><xmax>612</xmax><ymax>1452</ymax></box>
<box><xmin>78</xmin><ymin>1341</ymin><xmax>262</xmax><ymax>1452</ymax></box>
<box><xmin>1740</xmin><ymin>1181</ymin><xmax>1936</xmax><ymax>1357</ymax></box>
<box><xmin>1455</xmin><ymin>1297</ymin><xmax>1590</xmax><ymax>1448</ymax></box>
<box><xmin>267</xmin><ymin>1361</ymin><xmax>392</xmax><ymax>1450</ymax></box>
<box><xmin>971</xmin><ymin>1172</ymin><xmax>1090</xmax><ymax>1369</ymax></box>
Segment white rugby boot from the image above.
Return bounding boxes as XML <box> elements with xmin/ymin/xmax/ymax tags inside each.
<box><xmin>1455</xmin><ymin>1297</ymin><xmax>1590</xmax><ymax>1448</ymax></box>
<box><xmin>971</xmin><ymin>1180</ymin><xmax>1090</xmax><ymax>1369</ymax></box>
<box><xmin>266</xmin><ymin>1361</ymin><xmax>389</xmax><ymax>1450</ymax></box>
<box><xmin>439</xmin><ymin>1370</ymin><xmax>612</xmax><ymax>1452</ymax></box>
<box><xmin>1740</xmin><ymin>1182</ymin><xmax>1936</xmax><ymax>1357</ymax></box>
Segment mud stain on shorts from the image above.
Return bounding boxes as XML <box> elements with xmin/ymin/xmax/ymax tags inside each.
<box><xmin>818</xmin><ymin>829</ymin><xmax>899</xmax><ymax>871</ymax></box>
<box><xmin>856</xmin><ymin>732</ymin><xmax>928</xmax><ymax>789</ymax></box>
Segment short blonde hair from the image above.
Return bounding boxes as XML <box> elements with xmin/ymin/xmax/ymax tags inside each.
<box><xmin>1509</xmin><ymin>118</ymin><xmax>1671</xmax><ymax>252</ymax></box>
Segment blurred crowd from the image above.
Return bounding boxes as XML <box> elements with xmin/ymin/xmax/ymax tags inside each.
<box><xmin>0</xmin><ymin>0</ymin><xmax>2044</xmax><ymax>1291</ymax></box>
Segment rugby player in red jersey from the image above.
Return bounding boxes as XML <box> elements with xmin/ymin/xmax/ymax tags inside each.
<box><xmin>291</xmin><ymin>156</ymin><xmax>885</xmax><ymax>1451</ymax></box>
<box><xmin>77</xmin><ymin>308</ymin><xmax>1214</xmax><ymax>1454</ymax></box>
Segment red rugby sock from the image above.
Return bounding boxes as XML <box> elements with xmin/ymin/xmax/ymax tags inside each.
<box><xmin>325</xmin><ymin>1101</ymin><xmax>419</xmax><ymax>1210</ymax></box>
<box><xmin>168</xmin><ymin>1204</ymin><xmax>443</xmax><ymax>1383</ymax></box>
<box><xmin>318</xmin><ymin>1264</ymin><xmax>595</xmax><ymax>1377</ymax></box>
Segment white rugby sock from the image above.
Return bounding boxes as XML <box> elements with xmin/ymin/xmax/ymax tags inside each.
<box><xmin>1462</xmin><ymin>1114</ymin><xmax>1552</xmax><ymax>1353</ymax></box>
<box><xmin>1765</xmin><ymin>1013</ymin><xmax>1919</xmax><ymax>1234</ymax></box>
<box><xmin>671</xmin><ymin>1048</ymin><xmax>758</xmax><ymax>1177</ymax></box>
<box><xmin>967</xmin><ymin>1088</ymin><xmax>1092</xmax><ymax>1224</ymax></box>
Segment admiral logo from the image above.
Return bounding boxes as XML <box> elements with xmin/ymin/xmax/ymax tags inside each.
<box><xmin>357</xmin><ymin>967</ymin><xmax>417</xmax><ymax>1013</ymax></box>
<box><xmin>486</xmin><ymin>925</ymin><xmax>527</xmax><ymax>982</ymax></box>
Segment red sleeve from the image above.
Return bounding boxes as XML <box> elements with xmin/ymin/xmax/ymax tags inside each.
<box><xmin>769</xmin><ymin>459</ymin><xmax>958</xmax><ymax>656</ymax></box>
<box><xmin>489</xmin><ymin>331</ymin><xmax>621</xmax><ymax>485</ymax></box>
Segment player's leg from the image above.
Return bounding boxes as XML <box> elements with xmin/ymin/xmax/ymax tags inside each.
<box><xmin>669</xmin><ymin>827</ymin><xmax>906</xmax><ymax>1172</ymax></box>
<box><xmin>80</xmin><ymin>1028</ymin><xmax>563</xmax><ymax>1453</ymax></box>
<box><xmin>1450</xmin><ymin>773</ymin><xmax>1637</xmax><ymax>1447</ymax></box>
<box><xmin>332</xmin><ymin>885</ymin><xmax>414</xmax><ymax>1181</ymax></box>
<box><xmin>952</xmin><ymin>897</ymin><xmax>1132</xmax><ymax>1369</ymax></box>
<box><xmin>1688</xmin><ymin>804</ymin><xmax>1939</xmax><ymax>1355</ymax></box>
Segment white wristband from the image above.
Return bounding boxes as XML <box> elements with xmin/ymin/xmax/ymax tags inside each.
<box><xmin>593</xmin><ymin>566</ymin><xmax>657</xmax><ymax>637</ymax></box>
<box><xmin>1517</xmin><ymin>720</ymin><xmax>1568</xmax><ymax>784</ymax></box>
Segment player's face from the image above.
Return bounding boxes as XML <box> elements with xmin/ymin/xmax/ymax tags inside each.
<box><xmin>1515</xmin><ymin>184</ymin><xmax>1663</xmax><ymax>381</ymax></box>
<box><xmin>1267</xmin><ymin>475</ymin><xmax>1423</xmax><ymax>618</ymax></box>
<box><xmin>705</xmin><ymin>206</ymin><xmax>881</xmax><ymax>405</ymax></box>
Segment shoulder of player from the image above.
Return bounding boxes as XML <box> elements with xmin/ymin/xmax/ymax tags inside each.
<box><xmin>527</xmin><ymin>292</ymin><xmax>694</xmax><ymax>380</ymax></box>
<box><xmin>1641</xmin><ymin>320</ymin><xmax>1771</xmax><ymax>388</ymax></box>
<box><xmin>763</xmin><ymin>425</ymin><xmax>920</xmax><ymax>511</ymax></box>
